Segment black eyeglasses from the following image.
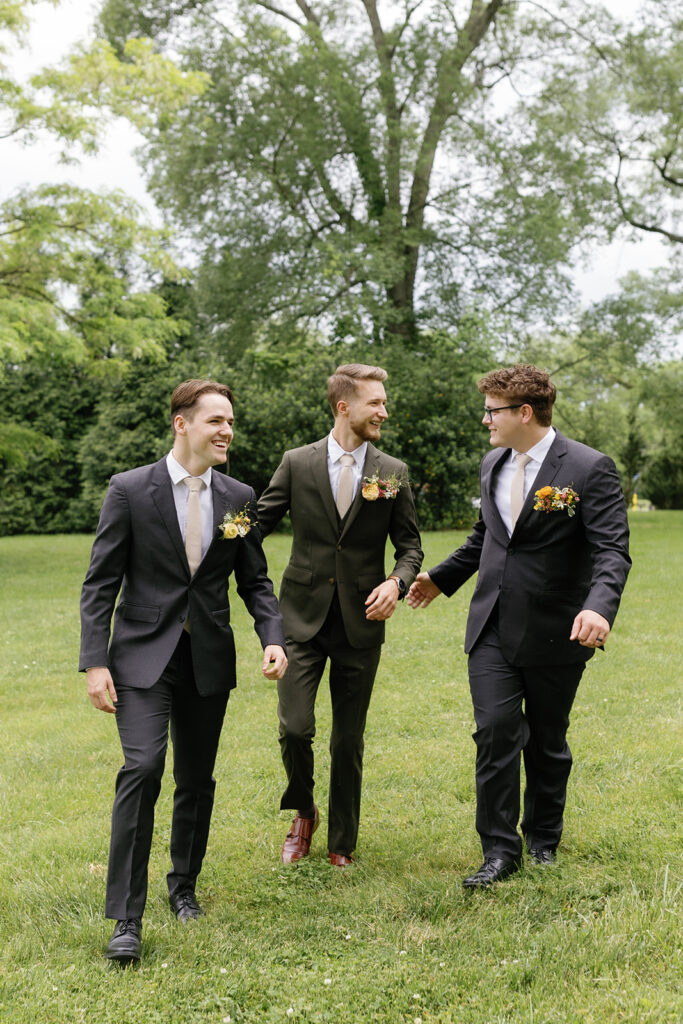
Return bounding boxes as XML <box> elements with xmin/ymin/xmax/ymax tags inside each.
<box><xmin>483</xmin><ymin>404</ymin><xmax>524</xmax><ymax>422</ymax></box>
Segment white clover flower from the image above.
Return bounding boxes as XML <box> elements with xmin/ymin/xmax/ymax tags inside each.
<box><xmin>220</xmin><ymin>967</ymin><xmax>228</xmax><ymax>974</ymax></box>
<box><xmin>286</xmin><ymin>1010</ymin><xmax>294</xmax><ymax>1018</ymax></box>
<box><xmin>324</xmin><ymin>978</ymin><xmax>332</xmax><ymax>985</ymax></box>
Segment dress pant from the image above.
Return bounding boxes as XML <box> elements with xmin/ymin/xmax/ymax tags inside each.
<box><xmin>105</xmin><ymin>632</ymin><xmax>228</xmax><ymax>920</ymax></box>
<box><xmin>277</xmin><ymin>596</ymin><xmax>381</xmax><ymax>857</ymax></box>
<box><xmin>467</xmin><ymin>613</ymin><xmax>584</xmax><ymax>861</ymax></box>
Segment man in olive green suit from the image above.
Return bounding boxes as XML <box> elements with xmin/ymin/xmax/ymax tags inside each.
<box><xmin>258</xmin><ymin>364</ymin><xmax>423</xmax><ymax>865</ymax></box>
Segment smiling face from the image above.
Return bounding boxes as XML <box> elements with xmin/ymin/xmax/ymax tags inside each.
<box><xmin>172</xmin><ymin>393</ymin><xmax>234</xmax><ymax>476</ymax></box>
<box><xmin>335</xmin><ymin>378</ymin><xmax>388</xmax><ymax>449</ymax></box>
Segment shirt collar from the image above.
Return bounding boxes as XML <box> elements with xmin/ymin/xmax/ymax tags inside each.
<box><xmin>328</xmin><ymin>431</ymin><xmax>367</xmax><ymax>468</ymax></box>
<box><xmin>513</xmin><ymin>427</ymin><xmax>555</xmax><ymax>465</ymax></box>
<box><xmin>166</xmin><ymin>451</ymin><xmax>213</xmax><ymax>488</ymax></box>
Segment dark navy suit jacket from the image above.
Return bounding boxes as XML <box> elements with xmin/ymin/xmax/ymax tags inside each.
<box><xmin>429</xmin><ymin>432</ymin><xmax>631</xmax><ymax>666</ymax></box>
<box><xmin>80</xmin><ymin>457</ymin><xmax>285</xmax><ymax>695</ymax></box>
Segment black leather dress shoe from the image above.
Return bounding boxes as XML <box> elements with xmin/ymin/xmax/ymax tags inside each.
<box><xmin>105</xmin><ymin>918</ymin><xmax>142</xmax><ymax>964</ymax></box>
<box><xmin>528</xmin><ymin>847</ymin><xmax>557</xmax><ymax>866</ymax></box>
<box><xmin>463</xmin><ymin>857</ymin><xmax>520</xmax><ymax>889</ymax></box>
<box><xmin>170</xmin><ymin>891</ymin><xmax>203</xmax><ymax>922</ymax></box>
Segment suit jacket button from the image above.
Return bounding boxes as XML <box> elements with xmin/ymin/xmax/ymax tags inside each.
<box><xmin>328</xmin><ymin>577</ymin><xmax>335</xmax><ymax>584</ymax></box>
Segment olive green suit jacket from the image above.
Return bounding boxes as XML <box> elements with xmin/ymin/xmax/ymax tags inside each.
<box><xmin>257</xmin><ymin>438</ymin><xmax>423</xmax><ymax>648</ymax></box>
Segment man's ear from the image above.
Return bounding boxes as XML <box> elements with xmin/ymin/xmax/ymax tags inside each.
<box><xmin>335</xmin><ymin>400</ymin><xmax>349</xmax><ymax>418</ymax></box>
<box><xmin>520</xmin><ymin>404</ymin><xmax>534</xmax><ymax>424</ymax></box>
<box><xmin>173</xmin><ymin>413</ymin><xmax>187</xmax><ymax>436</ymax></box>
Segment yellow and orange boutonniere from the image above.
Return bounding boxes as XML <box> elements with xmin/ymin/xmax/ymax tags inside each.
<box><xmin>361</xmin><ymin>472</ymin><xmax>404</xmax><ymax>501</ymax></box>
<box><xmin>533</xmin><ymin>485</ymin><xmax>580</xmax><ymax>517</ymax></box>
<box><xmin>220</xmin><ymin>504</ymin><xmax>253</xmax><ymax>539</ymax></box>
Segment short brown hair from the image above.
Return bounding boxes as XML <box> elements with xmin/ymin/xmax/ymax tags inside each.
<box><xmin>477</xmin><ymin>364</ymin><xmax>556</xmax><ymax>427</ymax></box>
<box><xmin>327</xmin><ymin>363</ymin><xmax>387</xmax><ymax>414</ymax></box>
<box><xmin>170</xmin><ymin>379</ymin><xmax>234</xmax><ymax>434</ymax></box>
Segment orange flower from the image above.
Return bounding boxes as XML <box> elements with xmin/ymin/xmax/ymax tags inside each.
<box><xmin>536</xmin><ymin>486</ymin><xmax>553</xmax><ymax>498</ymax></box>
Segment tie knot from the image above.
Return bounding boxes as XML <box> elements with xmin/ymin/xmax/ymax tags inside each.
<box><xmin>184</xmin><ymin>476</ymin><xmax>204</xmax><ymax>493</ymax></box>
<box><xmin>340</xmin><ymin>454</ymin><xmax>355</xmax><ymax>468</ymax></box>
<box><xmin>515</xmin><ymin>453</ymin><xmax>531</xmax><ymax>469</ymax></box>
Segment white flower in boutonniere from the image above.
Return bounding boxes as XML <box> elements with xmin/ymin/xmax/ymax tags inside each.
<box><xmin>533</xmin><ymin>485</ymin><xmax>580</xmax><ymax>517</ymax></box>
<box><xmin>361</xmin><ymin>472</ymin><xmax>404</xmax><ymax>501</ymax></box>
<box><xmin>220</xmin><ymin>504</ymin><xmax>253</xmax><ymax>539</ymax></box>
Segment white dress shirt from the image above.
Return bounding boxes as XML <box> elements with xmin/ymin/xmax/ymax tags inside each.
<box><xmin>327</xmin><ymin>432</ymin><xmax>367</xmax><ymax>506</ymax></box>
<box><xmin>494</xmin><ymin>428</ymin><xmax>556</xmax><ymax>536</ymax></box>
<box><xmin>166</xmin><ymin>451</ymin><xmax>214</xmax><ymax>561</ymax></box>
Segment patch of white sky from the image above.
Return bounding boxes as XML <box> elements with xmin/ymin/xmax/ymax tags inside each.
<box><xmin>1</xmin><ymin>0</ymin><xmax>669</xmax><ymax>302</ymax></box>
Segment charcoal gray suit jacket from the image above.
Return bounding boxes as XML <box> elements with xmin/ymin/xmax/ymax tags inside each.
<box><xmin>428</xmin><ymin>431</ymin><xmax>631</xmax><ymax>666</ymax></box>
<box><xmin>79</xmin><ymin>457</ymin><xmax>285</xmax><ymax>696</ymax></box>
<box><xmin>258</xmin><ymin>439</ymin><xmax>423</xmax><ymax>649</ymax></box>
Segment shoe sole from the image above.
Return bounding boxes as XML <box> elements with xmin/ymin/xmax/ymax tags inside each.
<box><xmin>105</xmin><ymin>951</ymin><xmax>140</xmax><ymax>965</ymax></box>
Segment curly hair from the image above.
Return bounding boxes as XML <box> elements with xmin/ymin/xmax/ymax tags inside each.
<box><xmin>477</xmin><ymin>364</ymin><xmax>556</xmax><ymax>427</ymax></box>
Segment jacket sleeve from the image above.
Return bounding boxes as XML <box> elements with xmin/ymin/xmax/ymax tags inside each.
<box><xmin>235</xmin><ymin>491</ymin><xmax>287</xmax><ymax>651</ymax></box>
<box><xmin>387</xmin><ymin>463</ymin><xmax>423</xmax><ymax>587</ymax></box>
<box><xmin>428</xmin><ymin>516</ymin><xmax>486</xmax><ymax>596</ymax></box>
<box><xmin>79</xmin><ymin>476</ymin><xmax>131</xmax><ymax>671</ymax></box>
<box><xmin>580</xmin><ymin>455</ymin><xmax>631</xmax><ymax>624</ymax></box>
<box><xmin>257</xmin><ymin>452</ymin><xmax>292</xmax><ymax>539</ymax></box>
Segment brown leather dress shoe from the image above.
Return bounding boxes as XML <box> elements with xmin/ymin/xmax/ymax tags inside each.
<box><xmin>328</xmin><ymin>852</ymin><xmax>353</xmax><ymax>867</ymax></box>
<box><xmin>281</xmin><ymin>805</ymin><xmax>319</xmax><ymax>863</ymax></box>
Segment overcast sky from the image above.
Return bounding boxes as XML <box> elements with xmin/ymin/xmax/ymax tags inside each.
<box><xmin>3</xmin><ymin>0</ymin><xmax>667</xmax><ymax>304</ymax></box>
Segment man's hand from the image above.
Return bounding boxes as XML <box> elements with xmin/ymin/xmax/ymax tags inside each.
<box><xmin>570</xmin><ymin>609</ymin><xmax>610</xmax><ymax>649</ymax></box>
<box><xmin>262</xmin><ymin>644</ymin><xmax>288</xmax><ymax>679</ymax></box>
<box><xmin>87</xmin><ymin>667</ymin><xmax>117</xmax><ymax>713</ymax></box>
<box><xmin>407</xmin><ymin>572</ymin><xmax>442</xmax><ymax>609</ymax></box>
<box><xmin>365</xmin><ymin>579</ymin><xmax>399</xmax><ymax>621</ymax></box>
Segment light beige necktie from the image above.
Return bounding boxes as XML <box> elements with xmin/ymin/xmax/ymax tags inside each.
<box><xmin>510</xmin><ymin>453</ymin><xmax>531</xmax><ymax>529</ymax></box>
<box><xmin>336</xmin><ymin>453</ymin><xmax>356</xmax><ymax>518</ymax></box>
<box><xmin>183</xmin><ymin>477</ymin><xmax>204</xmax><ymax>575</ymax></box>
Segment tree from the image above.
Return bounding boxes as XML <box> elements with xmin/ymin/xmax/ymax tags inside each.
<box><xmin>523</xmin><ymin>1</ymin><xmax>682</xmax><ymax>247</ymax></box>
<box><xmin>0</xmin><ymin>0</ymin><xmax>206</xmax><ymax>467</ymax></box>
<box><xmin>87</xmin><ymin>0</ymin><xmax>638</xmax><ymax>347</ymax></box>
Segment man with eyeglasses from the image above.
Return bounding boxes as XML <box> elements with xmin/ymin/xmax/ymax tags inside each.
<box><xmin>407</xmin><ymin>364</ymin><xmax>630</xmax><ymax>888</ymax></box>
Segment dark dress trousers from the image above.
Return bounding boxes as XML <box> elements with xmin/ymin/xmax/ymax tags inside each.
<box><xmin>428</xmin><ymin>432</ymin><xmax>631</xmax><ymax>860</ymax></box>
<box><xmin>80</xmin><ymin>457</ymin><xmax>285</xmax><ymax>918</ymax></box>
<box><xmin>258</xmin><ymin>439</ymin><xmax>423</xmax><ymax>856</ymax></box>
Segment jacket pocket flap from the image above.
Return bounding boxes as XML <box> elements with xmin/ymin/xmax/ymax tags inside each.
<box><xmin>211</xmin><ymin>608</ymin><xmax>231</xmax><ymax>626</ymax></box>
<box><xmin>119</xmin><ymin>603</ymin><xmax>160</xmax><ymax>624</ymax></box>
<box><xmin>282</xmin><ymin>564</ymin><xmax>313</xmax><ymax>586</ymax></box>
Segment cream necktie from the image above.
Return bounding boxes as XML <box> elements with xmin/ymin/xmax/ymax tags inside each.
<box><xmin>510</xmin><ymin>453</ymin><xmax>531</xmax><ymax>529</ymax></box>
<box><xmin>183</xmin><ymin>477</ymin><xmax>204</xmax><ymax>575</ymax></box>
<box><xmin>336</xmin><ymin>453</ymin><xmax>356</xmax><ymax>518</ymax></box>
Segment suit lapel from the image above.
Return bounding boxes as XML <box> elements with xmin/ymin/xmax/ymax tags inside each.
<box><xmin>149</xmin><ymin>458</ymin><xmax>190</xmax><ymax>572</ymax></box>
<box><xmin>512</xmin><ymin>431</ymin><xmax>568</xmax><ymax>534</ymax></box>
<box><xmin>340</xmin><ymin>443</ymin><xmax>379</xmax><ymax>540</ymax></box>
<box><xmin>481</xmin><ymin>448</ymin><xmax>510</xmax><ymax>546</ymax></box>
<box><xmin>311</xmin><ymin>439</ymin><xmax>340</xmax><ymax>534</ymax></box>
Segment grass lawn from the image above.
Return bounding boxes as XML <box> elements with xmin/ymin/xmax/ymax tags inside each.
<box><xmin>0</xmin><ymin>512</ymin><xmax>681</xmax><ymax>1023</ymax></box>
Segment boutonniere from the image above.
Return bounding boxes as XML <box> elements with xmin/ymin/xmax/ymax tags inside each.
<box><xmin>361</xmin><ymin>472</ymin><xmax>404</xmax><ymax>501</ymax></box>
<box><xmin>220</xmin><ymin>504</ymin><xmax>253</xmax><ymax>539</ymax></box>
<box><xmin>533</xmin><ymin>485</ymin><xmax>580</xmax><ymax>517</ymax></box>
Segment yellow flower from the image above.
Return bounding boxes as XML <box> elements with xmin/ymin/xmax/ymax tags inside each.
<box><xmin>222</xmin><ymin>522</ymin><xmax>239</xmax><ymax>539</ymax></box>
<box><xmin>362</xmin><ymin>482</ymin><xmax>380</xmax><ymax>501</ymax></box>
<box><xmin>536</xmin><ymin>486</ymin><xmax>553</xmax><ymax>498</ymax></box>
